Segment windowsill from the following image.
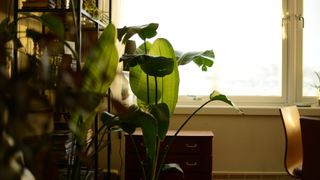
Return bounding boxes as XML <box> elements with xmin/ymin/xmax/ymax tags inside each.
<box><xmin>174</xmin><ymin>105</ymin><xmax>320</xmax><ymax>116</ymax></box>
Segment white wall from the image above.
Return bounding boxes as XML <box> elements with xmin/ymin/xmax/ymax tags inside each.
<box><xmin>100</xmin><ymin>112</ymin><xmax>290</xmax><ymax>179</ymax></box>
<box><xmin>169</xmin><ymin>114</ymin><xmax>286</xmax><ymax>174</ymax></box>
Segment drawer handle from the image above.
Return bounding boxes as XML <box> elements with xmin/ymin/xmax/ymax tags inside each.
<box><xmin>185</xmin><ymin>143</ymin><xmax>198</xmax><ymax>148</ymax></box>
<box><xmin>185</xmin><ymin>162</ymin><xmax>198</xmax><ymax>166</ymax></box>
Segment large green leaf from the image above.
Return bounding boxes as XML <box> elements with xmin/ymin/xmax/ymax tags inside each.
<box><xmin>209</xmin><ymin>90</ymin><xmax>233</xmax><ymax>106</ymax></box>
<box><xmin>137</xmin><ymin>23</ymin><xmax>159</xmax><ymax>40</ymax></box>
<box><xmin>161</xmin><ymin>163</ymin><xmax>184</xmax><ymax>174</ymax></box>
<box><xmin>115</xmin><ymin>105</ymin><xmax>142</xmax><ymax>134</ymax></box>
<box><xmin>122</xmin><ymin>54</ymin><xmax>174</xmax><ymax>77</ymax></box>
<box><xmin>111</xmin><ymin>105</ymin><xmax>158</xmax><ymax>159</ymax></box>
<box><xmin>81</xmin><ymin>23</ymin><xmax>119</xmax><ymax>95</ymax></box>
<box><xmin>138</xmin><ymin>55</ymin><xmax>174</xmax><ymax>77</ymax></box>
<box><xmin>136</xmin><ymin>41</ymin><xmax>152</xmax><ymax>54</ymax></box>
<box><xmin>70</xmin><ymin>23</ymin><xmax>118</xmax><ymax>142</ymax></box>
<box><xmin>140</xmin><ymin>113</ymin><xmax>157</xmax><ymax>160</ymax></box>
<box><xmin>118</xmin><ymin>23</ymin><xmax>159</xmax><ymax>44</ymax></box>
<box><xmin>149</xmin><ymin>38</ymin><xmax>179</xmax><ymax>116</ymax></box>
<box><xmin>129</xmin><ymin>38</ymin><xmax>179</xmax><ymax>112</ymax></box>
<box><xmin>130</xmin><ymin>65</ymin><xmax>161</xmax><ymax>104</ymax></box>
<box><xmin>177</xmin><ymin>50</ymin><xmax>215</xmax><ymax>71</ymax></box>
<box><xmin>209</xmin><ymin>90</ymin><xmax>242</xmax><ymax>113</ymax></box>
<box><xmin>149</xmin><ymin>103</ymin><xmax>170</xmax><ymax>141</ymax></box>
<box><xmin>103</xmin><ymin>103</ymin><xmax>168</xmax><ymax>160</ymax></box>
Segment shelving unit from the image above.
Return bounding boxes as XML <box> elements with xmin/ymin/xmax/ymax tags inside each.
<box><xmin>13</xmin><ymin>1</ymin><xmax>111</xmax><ymax>179</ymax></box>
<box><xmin>13</xmin><ymin>0</ymin><xmax>108</xmax><ymax>71</ymax></box>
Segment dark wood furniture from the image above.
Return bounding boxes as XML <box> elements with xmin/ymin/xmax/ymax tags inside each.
<box><xmin>125</xmin><ymin>130</ymin><xmax>213</xmax><ymax>180</ymax></box>
<box><xmin>300</xmin><ymin>116</ymin><xmax>320</xmax><ymax>179</ymax></box>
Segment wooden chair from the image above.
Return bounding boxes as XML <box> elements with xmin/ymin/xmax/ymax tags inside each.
<box><xmin>300</xmin><ymin>116</ymin><xmax>320</xmax><ymax>179</ymax></box>
<box><xmin>279</xmin><ymin>106</ymin><xmax>303</xmax><ymax>179</ymax></box>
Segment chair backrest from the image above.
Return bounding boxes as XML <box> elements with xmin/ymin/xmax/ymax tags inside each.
<box><xmin>280</xmin><ymin>106</ymin><xmax>303</xmax><ymax>178</ymax></box>
<box><xmin>300</xmin><ymin>116</ymin><xmax>320</xmax><ymax>179</ymax></box>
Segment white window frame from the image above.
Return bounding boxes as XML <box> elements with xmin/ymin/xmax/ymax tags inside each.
<box><xmin>178</xmin><ymin>0</ymin><xmax>289</xmax><ymax>107</ymax></box>
<box><xmin>296</xmin><ymin>0</ymin><xmax>319</xmax><ymax>104</ymax></box>
<box><xmin>113</xmin><ymin>0</ymin><xmax>320</xmax><ymax>108</ymax></box>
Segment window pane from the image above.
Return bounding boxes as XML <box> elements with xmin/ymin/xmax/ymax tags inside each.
<box><xmin>303</xmin><ymin>0</ymin><xmax>320</xmax><ymax>96</ymax></box>
<box><xmin>119</xmin><ymin>0</ymin><xmax>282</xmax><ymax>96</ymax></box>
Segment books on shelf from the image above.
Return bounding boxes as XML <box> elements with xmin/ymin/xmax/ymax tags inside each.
<box><xmin>22</xmin><ymin>0</ymin><xmax>56</xmax><ymax>9</ymax></box>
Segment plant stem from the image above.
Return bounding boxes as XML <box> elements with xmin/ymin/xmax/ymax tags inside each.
<box><xmin>155</xmin><ymin>76</ymin><xmax>158</xmax><ymax>104</ymax></box>
<box><xmin>156</xmin><ymin>99</ymin><xmax>213</xmax><ymax>179</ymax></box>
<box><xmin>109</xmin><ymin>0</ymin><xmax>112</xmax><ymax>22</ymax></box>
<box><xmin>152</xmin><ymin>76</ymin><xmax>160</xmax><ymax>180</ymax></box>
<box><xmin>147</xmin><ymin>75</ymin><xmax>150</xmax><ymax>103</ymax></box>
<box><xmin>175</xmin><ymin>99</ymin><xmax>212</xmax><ymax>135</ymax></box>
<box><xmin>144</xmin><ymin>40</ymin><xmax>150</xmax><ymax>104</ymax></box>
<box><xmin>72</xmin><ymin>142</ymin><xmax>83</xmax><ymax>180</ymax></box>
<box><xmin>144</xmin><ymin>40</ymin><xmax>148</xmax><ymax>53</ymax></box>
<box><xmin>151</xmin><ymin>137</ymin><xmax>160</xmax><ymax>180</ymax></box>
<box><xmin>130</xmin><ymin>135</ymin><xmax>147</xmax><ymax>180</ymax></box>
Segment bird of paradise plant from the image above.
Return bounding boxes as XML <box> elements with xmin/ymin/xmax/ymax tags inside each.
<box><xmin>103</xmin><ymin>23</ymin><xmax>241</xmax><ymax>180</ymax></box>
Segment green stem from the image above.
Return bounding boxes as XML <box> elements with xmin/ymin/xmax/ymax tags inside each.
<box><xmin>71</xmin><ymin>144</ymin><xmax>83</xmax><ymax>180</ymax></box>
<box><xmin>152</xmin><ymin>76</ymin><xmax>160</xmax><ymax>180</ymax></box>
<box><xmin>147</xmin><ymin>75</ymin><xmax>150</xmax><ymax>104</ymax></box>
<box><xmin>156</xmin><ymin>99</ymin><xmax>213</xmax><ymax>179</ymax></box>
<box><xmin>152</xmin><ymin>137</ymin><xmax>160</xmax><ymax>180</ymax></box>
<box><xmin>175</xmin><ymin>99</ymin><xmax>212</xmax><ymax>135</ymax></box>
<box><xmin>144</xmin><ymin>40</ymin><xmax>150</xmax><ymax>104</ymax></box>
<box><xmin>130</xmin><ymin>135</ymin><xmax>147</xmax><ymax>180</ymax></box>
<box><xmin>155</xmin><ymin>76</ymin><xmax>158</xmax><ymax>104</ymax></box>
<box><xmin>144</xmin><ymin>40</ymin><xmax>148</xmax><ymax>53</ymax></box>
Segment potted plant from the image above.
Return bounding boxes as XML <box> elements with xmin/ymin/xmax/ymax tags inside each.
<box><xmin>0</xmin><ymin>2</ymin><xmax>240</xmax><ymax>180</ymax></box>
<box><xmin>102</xmin><ymin>23</ymin><xmax>241</xmax><ymax>180</ymax></box>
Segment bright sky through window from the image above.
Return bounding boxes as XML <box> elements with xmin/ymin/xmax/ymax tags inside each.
<box><xmin>303</xmin><ymin>0</ymin><xmax>320</xmax><ymax>96</ymax></box>
<box><xmin>119</xmin><ymin>0</ymin><xmax>282</xmax><ymax>96</ymax></box>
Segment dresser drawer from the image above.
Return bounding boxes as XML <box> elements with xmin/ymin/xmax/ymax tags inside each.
<box><xmin>125</xmin><ymin>130</ymin><xmax>213</xmax><ymax>180</ymax></box>
<box><xmin>126</xmin><ymin>153</ymin><xmax>212</xmax><ymax>173</ymax></box>
<box><xmin>166</xmin><ymin>154</ymin><xmax>212</xmax><ymax>173</ymax></box>
<box><xmin>167</xmin><ymin>135</ymin><xmax>212</xmax><ymax>154</ymax></box>
<box><xmin>125</xmin><ymin>130</ymin><xmax>213</xmax><ymax>155</ymax></box>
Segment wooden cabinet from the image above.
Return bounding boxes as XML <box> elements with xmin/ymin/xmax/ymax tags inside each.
<box><xmin>125</xmin><ymin>130</ymin><xmax>213</xmax><ymax>180</ymax></box>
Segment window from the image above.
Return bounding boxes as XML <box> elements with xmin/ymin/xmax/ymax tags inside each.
<box><xmin>303</xmin><ymin>0</ymin><xmax>320</xmax><ymax>97</ymax></box>
<box><xmin>117</xmin><ymin>0</ymin><xmax>320</xmax><ymax>106</ymax></box>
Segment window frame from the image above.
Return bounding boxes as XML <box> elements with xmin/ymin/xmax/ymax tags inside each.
<box><xmin>178</xmin><ymin>0</ymin><xmax>289</xmax><ymax>107</ymax></box>
<box><xmin>114</xmin><ymin>0</ymin><xmax>320</xmax><ymax>107</ymax></box>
